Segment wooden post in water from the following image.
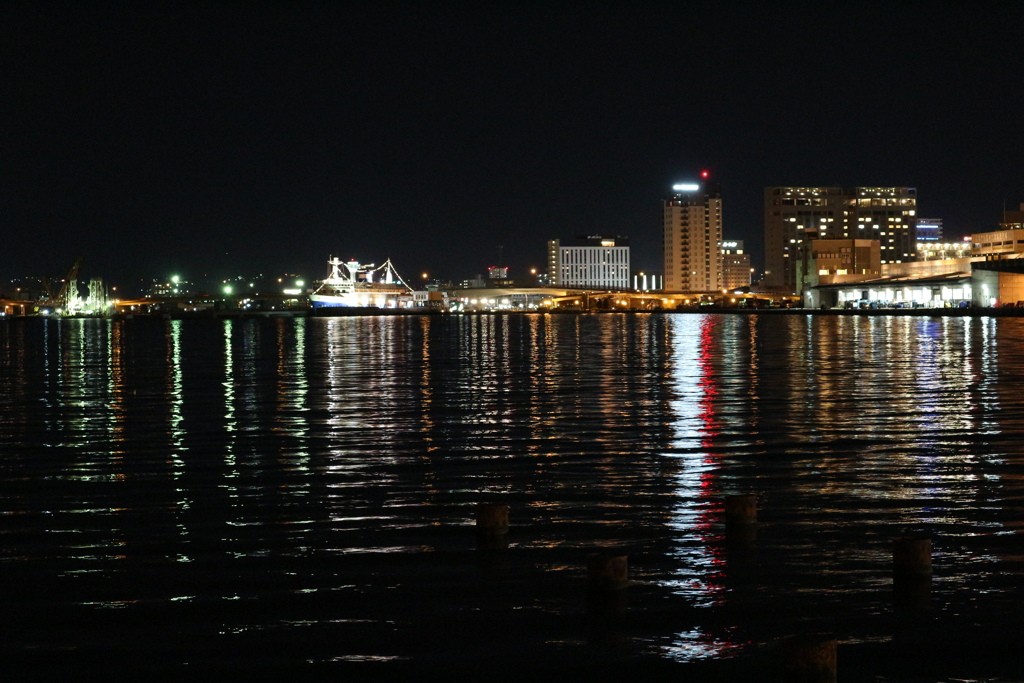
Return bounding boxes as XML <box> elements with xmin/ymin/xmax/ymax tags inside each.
<box><xmin>779</xmin><ymin>635</ymin><xmax>837</xmax><ymax>683</ymax></box>
<box><xmin>724</xmin><ymin>493</ymin><xmax>758</xmax><ymax>545</ymax></box>
<box><xmin>893</xmin><ymin>536</ymin><xmax>932</xmax><ymax>576</ymax></box>
<box><xmin>475</xmin><ymin>503</ymin><xmax>509</xmax><ymax>550</ymax></box>
<box><xmin>475</xmin><ymin>503</ymin><xmax>509</xmax><ymax>534</ymax></box>
<box><xmin>893</xmin><ymin>535</ymin><xmax>932</xmax><ymax>608</ymax></box>
<box><xmin>587</xmin><ymin>553</ymin><xmax>628</xmax><ymax>591</ymax></box>
<box><xmin>724</xmin><ymin>493</ymin><xmax>757</xmax><ymax>525</ymax></box>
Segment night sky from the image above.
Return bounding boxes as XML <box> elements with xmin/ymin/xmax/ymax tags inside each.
<box><xmin>4</xmin><ymin>2</ymin><xmax>1023</xmax><ymax>292</ymax></box>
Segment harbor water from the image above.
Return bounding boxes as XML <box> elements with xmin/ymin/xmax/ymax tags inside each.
<box><xmin>1</xmin><ymin>313</ymin><xmax>1022</xmax><ymax>680</ymax></box>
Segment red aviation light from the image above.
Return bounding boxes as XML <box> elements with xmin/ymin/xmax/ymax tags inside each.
<box><xmin>701</xmin><ymin>170</ymin><xmax>709</xmax><ymax>178</ymax></box>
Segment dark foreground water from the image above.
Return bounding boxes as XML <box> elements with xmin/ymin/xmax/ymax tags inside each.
<box><xmin>1</xmin><ymin>313</ymin><xmax>1022</xmax><ymax>681</ymax></box>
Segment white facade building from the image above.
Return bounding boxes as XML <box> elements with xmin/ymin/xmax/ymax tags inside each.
<box><xmin>548</xmin><ymin>236</ymin><xmax>630</xmax><ymax>289</ymax></box>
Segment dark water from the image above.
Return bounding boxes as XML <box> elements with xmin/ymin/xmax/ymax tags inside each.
<box><xmin>1</xmin><ymin>314</ymin><xmax>1022</xmax><ymax>680</ymax></box>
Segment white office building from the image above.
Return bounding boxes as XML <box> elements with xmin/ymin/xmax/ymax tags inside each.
<box><xmin>548</xmin><ymin>235</ymin><xmax>630</xmax><ymax>289</ymax></box>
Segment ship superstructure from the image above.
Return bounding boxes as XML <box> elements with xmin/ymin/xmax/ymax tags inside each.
<box><xmin>309</xmin><ymin>257</ymin><xmax>413</xmax><ymax>309</ymax></box>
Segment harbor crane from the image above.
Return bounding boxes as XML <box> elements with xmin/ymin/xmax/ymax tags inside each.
<box><xmin>40</xmin><ymin>257</ymin><xmax>83</xmax><ymax>310</ymax></box>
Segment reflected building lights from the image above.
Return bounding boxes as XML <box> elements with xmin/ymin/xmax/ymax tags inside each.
<box><xmin>108</xmin><ymin>320</ymin><xmax>127</xmax><ymax>466</ymax></box>
<box><xmin>223</xmin><ymin>319</ymin><xmax>237</xmax><ymax>465</ymax></box>
<box><xmin>417</xmin><ymin>316</ymin><xmax>435</xmax><ymax>448</ymax></box>
<box><xmin>274</xmin><ymin>317</ymin><xmax>310</xmax><ymax>465</ymax></box>
<box><xmin>2</xmin><ymin>313</ymin><xmax>1021</xmax><ymax>660</ymax></box>
<box><xmin>663</xmin><ymin>315</ymin><xmax>726</xmax><ymax>619</ymax></box>
<box><xmin>523</xmin><ymin>314</ymin><xmax>549</xmax><ymax>457</ymax></box>
<box><xmin>166</xmin><ymin>320</ymin><xmax>186</xmax><ymax>470</ymax></box>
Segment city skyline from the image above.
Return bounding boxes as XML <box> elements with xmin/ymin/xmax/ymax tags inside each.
<box><xmin>3</xmin><ymin>3</ymin><xmax>1022</xmax><ymax>289</ymax></box>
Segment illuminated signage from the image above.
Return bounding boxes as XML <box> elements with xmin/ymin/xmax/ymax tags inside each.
<box><xmin>672</xmin><ymin>183</ymin><xmax>700</xmax><ymax>192</ymax></box>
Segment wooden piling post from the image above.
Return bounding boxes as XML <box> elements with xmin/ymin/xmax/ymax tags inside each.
<box><xmin>893</xmin><ymin>535</ymin><xmax>932</xmax><ymax>608</ymax></box>
<box><xmin>724</xmin><ymin>494</ymin><xmax>757</xmax><ymax>525</ymax></box>
<box><xmin>893</xmin><ymin>536</ymin><xmax>931</xmax><ymax>576</ymax></box>
<box><xmin>475</xmin><ymin>503</ymin><xmax>509</xmax><ymax>535</ymax></box>
<box><xmin>475</xmin><ymin>503</ymin><xmax>509</xmax><ymax>551</ymax></box>
<box><xmin>779</xmin><ymin>635</ymin><xmax>837</xmax><ymax>683</ymax></box>
<box><xmin>587</xmin><ymin>553</ymin><xmax>628</xmax><ymax>591</ymax></box>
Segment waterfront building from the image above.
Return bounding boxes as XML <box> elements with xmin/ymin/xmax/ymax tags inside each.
<box><xmin>486</xmin><ymin>265</ymin><xmax>515</xmax><ymax>287</ymax></box>
<box><xmin>806</xmin><ymin>219</ymin><xmax>1024</xmax><ymax>309</ymax></box>
<box><xmin>1000</xmin><ymin>203</ymin><xmax>1024</xmax><ymax>229</ymax></box>
<box><xmin>721</xmin><ymin>240</ymin><xmax>751</xmax><ymax>291</ymax></box>
<box><xmin>547</xmin><ymin>235</ymin><xmax>630</xmax><ymax>289</ymax></box>
<box><xmin>764</xmin><ymin>186</ymin><xmax>918</xmax><ymax>294</ymax></box>
<box><xmin>916</xmin><ymin>217</ymin><xmax>942</xmax><ymax>242</ymax></box>
<box><xmin>800</xmin><ymin>239</ymin><xmax>881</xmax><ymax>306</ymax></box>
<box><xmin>970</xmin><ymin>227</ymin><xmax>1024</xmax><ymax>259</ymax></box>
<box><xmin>663</xmin><ymin>179</ymin><xmax>723</xmax><ymax>292</ymax></box>
<box><xmin>917</xmin><ymin>240</ymin><xmax>973</xmax><ymax>262</ymax></box>
<box><xmin>806</xmin><ymin>239</ymin><xmax>881</xmax><ymax>282</ymax></box>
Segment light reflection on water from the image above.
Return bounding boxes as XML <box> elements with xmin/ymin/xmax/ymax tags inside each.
<box><xmin>0</xmin><ymin>313</ymin><xmax>1022</xmax><ymax>675</ymax></box>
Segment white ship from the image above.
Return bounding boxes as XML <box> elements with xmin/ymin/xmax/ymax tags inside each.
<box><xmin>309</xmin><ymin>257</ymin><xmax>413</xmax><ymax>310</ymax></box>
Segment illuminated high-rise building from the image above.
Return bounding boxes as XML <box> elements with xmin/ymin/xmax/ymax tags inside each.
<box><xmin>764</xmin><ymin>186</ymin><xmax>917</xmax><ymax>293</ymax></box>
<box><xmin>662</xmin><ymin>178</ymin><xmax>723</xmax><ymax>292</ymax></box>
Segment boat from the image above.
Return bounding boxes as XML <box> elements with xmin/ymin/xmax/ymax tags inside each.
<box><xmin>309</xmin><ymin>257</ymin><xmax>413</xmax><ymax>310</ymax></box>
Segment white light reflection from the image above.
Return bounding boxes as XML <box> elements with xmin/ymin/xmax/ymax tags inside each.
<box><xmin>223</xmin><ymin>319</ymin><xmax>237</xmax><ymax>465</ymax></box>
<box><xmin>665</xmin><ymin>628</ymin><xmax>744</xmax><ymax>661</ymax></box>
<box><xmin>275</xmin><ymin>317</ymin><xmax>309</xmax><ymax>456</ymax></box>
<box><xmin>166</xmin><ymin>320</ymin><xmax>191</xmax><ymax>561</ymax></box>
<box><xmin>166</xmin><ymin>320</ymin><xmax>185</xmax><ymax>467</ymax></box>
<box><xmin>108</xmin><ymin>320</ymin><xmax>127</xmax><ymax>470</ymax></box>
<box><xmin>418</xmin><ymin>316</ymin><xmax>435</xmax><ymax>447</ymax></box>
<box><xmin>661</xmin><ymin>315</ymin><xmax>727</xmax><ymax>650</ymax></box>
<box><xmin>324</xmin><ymin>318</ymin><xmax>369</xmax><ymax>445</ymax></box>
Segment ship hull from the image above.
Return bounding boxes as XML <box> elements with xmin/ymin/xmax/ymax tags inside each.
<box><xmin>309</xmin><ymin>294</ymin><xmax>360</xmax><ymax>309</ymax></box>
<box><xmin>310</xmin><ymin>289</ymin><xmax>409</xmax><ymax>309</ymax></box>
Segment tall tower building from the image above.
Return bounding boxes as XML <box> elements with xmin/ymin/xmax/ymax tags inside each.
<box><xmin>763</xmin><ymin>186</ymin><xmax>917</xmax><ymax>293</ymax></box>
<box><xmin>663</xmin><ymin>179</ymin><xmax>723</xmax><ymax>292</ymax></box>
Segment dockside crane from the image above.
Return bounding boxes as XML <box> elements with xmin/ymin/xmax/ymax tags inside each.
<box><xmin>40</xmin><ymin>257</ymin><xmax>83</xmax><ymax>310</ymax></box>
